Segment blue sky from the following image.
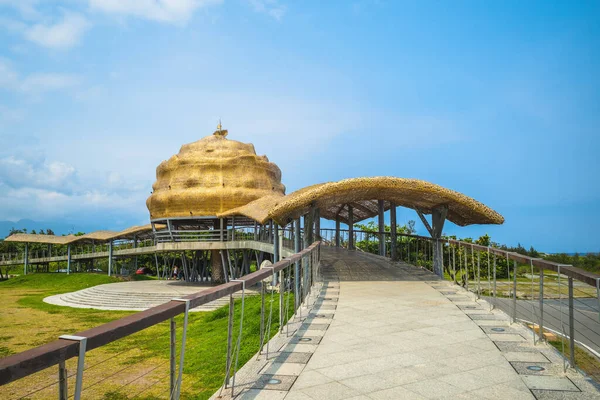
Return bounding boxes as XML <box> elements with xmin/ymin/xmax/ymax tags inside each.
<box><xmin>0</xmin><ymin>1</ymin><xmax>598</xmax><ymax>253</ymax></box>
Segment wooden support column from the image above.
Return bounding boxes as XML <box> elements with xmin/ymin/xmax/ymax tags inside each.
<box><xmin>390</xmin><ymin>203</ymin><xmax>397</xmax><ymax>260</ymax></box>
<box><xmin>108</xmin><ymin>240</ymin><xmax>113</xmax><ymax>276</ymax></box>
<box><xmin>273</xmin><ymin>221</ymin><xmax>280</xmax><ymax>263</ymax></box>
<box><xmin>67</xmin><ymin>244</ymin><xmax>71</xmax><ymax>275</ymax></box>
<box><xmin>23</xmin><ymin>243</ymin><xmax>29</xmax><ymax>275</ymax></box>
<box><xmin>232</xmin><ymin>216</ymin><xmax>236</xmax><ymax>241</ymax></box>
<box><xmin>253</xmin><ymin>221</ymin><xmax>258</xmax><ymax>241</ymax></box>
<box><xmin>431</xmin><ymin>206</ymin><xmax>448</xmax><ymax>278</ymax></box>
<box><xmin>133</xmin><ymin>235</ymin><xmax>138</xmax><ymax>271</ymax></box>
<box><xmin>335</xmin><ymin>217</ymin><xmax>341</xmax><ymax>248</ymax></box>
<box><xmin>378</xmin><ymin>200</ymin><xmax>386</xmax><ymax>257</ymax></box>
<box><xmin>348</xmin><ymin>205</ymin><xmax>354</xmax><ymax>250</ymax></box>
<box><xmin>303</xmin><ymin>214</ymin><xmax>310</xmax><ymax>249</ymax></box>
<box><xmin>314</xmin><ymin>208</ymin><xmax>321</xmax><ymax>241</ymax></box>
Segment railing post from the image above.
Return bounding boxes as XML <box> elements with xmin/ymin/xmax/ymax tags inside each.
<box><xmin>464</xmin><ymin>246</ymin><xmax>468</xmax><ymax>290</ymax></box>
<box><xmin>279</xmin><ymin>269</ymin><xmax>284</xmax><ymax>332</ymax></box>
<box><xmin>538</xmin><ymin>267</ymin><xmax>544</xmax><ymax>342</ymax></box>
<box><xmin>58</xmin><ymin>335</ymin><xmax>87</xmax><ymax>400</ymax></box>
<box><xmin>512</xmin><ymin>259</ymin><xmax>517</xmax><ymax>323</ymax></box>
<box><xmin>172</xmin><ymin>298</ymin><xmax>190</xmax><ymax>400</ymax></box>
<box><xmin>170</xmin><ymin>318</ymin><xmax>176</xmax><ymax>395</ymax></box>
<box><xmin>597</xmin><ymin>278</ymin><xmax>600</xmax><ymax>324</ymax></box>
<box><xmin>493</xmin><ymin>253</ymin><xmax>497</xmax><ymax>308</ymax></box>
<box><xmin>294</xmin><ymin>219</ymin><xmax>301</xmax><ymax>312</ymax></box>
<box><xmin>477</xmin><ymin>250</ymin><xmax>481</xmax><ymax>299</ymax></box>
<box><xmin>273</xmin><ymin>222</ymin><xmax>280</xmax><ymax>287</ymax></box>
<box><xmin>568</xmin><ymin>277</ymin><xmax>575</xmax><ymax>368</ymax></box>
<box><xmin>58</xmin><ymin>358</ymin><xmax>67</xmax><ymax>400</ymax></box>
<box><xmin>225</xmin><ymin>295</ymin><xmax>234</xmax><ymax>387</ymax></box>
<box><xmin>452</xmin><ymin>244</ymin><xmax>456</xmax><ymax>284</ymax></box>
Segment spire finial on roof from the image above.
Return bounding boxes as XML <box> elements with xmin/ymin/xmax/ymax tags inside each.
<box><xmin>214</xmin><ymin>119</ymin><xmax>228</xmax><ymax>137</ymax></box>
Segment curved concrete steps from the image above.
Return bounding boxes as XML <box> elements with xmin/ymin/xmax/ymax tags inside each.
<box><xmin>44</xmin><ymin>280</ymin><xmax>255</xmax><ymax>312</ymax></box>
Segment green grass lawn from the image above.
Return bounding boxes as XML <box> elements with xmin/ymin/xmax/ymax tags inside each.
<box><xmin>0</xmin><ymin>273</ymin><xmax>291</xmax><ymax>399</ymax></box>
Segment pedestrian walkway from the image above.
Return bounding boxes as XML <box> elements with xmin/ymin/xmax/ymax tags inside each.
<box><xmin>220</xmin><ymin>248</ymin><xmax>600</xmax><ymax>399</ymax></box>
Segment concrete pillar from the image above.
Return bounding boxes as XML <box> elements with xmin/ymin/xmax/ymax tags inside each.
<box><xmin>432</xmin><ymin>206</ymin><xmax>448</xmax><ymax>278</ymax></box>
<box><xmin>335</xmin><ymin>218</ymin><xmax>341</xmax><ymax>247</ymax></box>
<box><xmin>24</xmin><ymin>243</ymin><xmax>29</xmax><ymax>275</ymax></box>
<box><xmin>378</xmin><ymin>200</ymin><xmax>386</xmax><ymax>257</ymax></box>
<box><xmin>348</xmin><ymin>205</ymin><xmax>354</xmax><ymax>250</ymax></box>
<box><xmin>390</xmin><ymin>203</ymin><xmax>397</xmax><ymax>260</ymax></box>
<box><xmin>254</xmin><ymin>221</ymin><xmax>258</xmax><ymax>241</ymax></box>
<box><xmin>67</xmin><ymin>244</ymin><xmax>71</xmax><ymax>275</ymax></box>
<box><xmin>108</xmin><ymin>240</ymin><xmax>113</xmax><ymax>276</ymax></box>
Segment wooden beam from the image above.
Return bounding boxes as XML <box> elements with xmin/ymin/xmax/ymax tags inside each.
<box><xmin>416</xmin><ymin>209</ymin><xmax>433</xmax><ymax>237</ymax></box>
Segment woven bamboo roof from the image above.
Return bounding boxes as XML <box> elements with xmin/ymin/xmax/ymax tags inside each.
<box><xmin>266</xmin><ymin>177</ymin><xmax>504</xmax><ymax>226</ymax></box>
<box><xmin>218</xmin><ymin>183</ymin><xmax>328</xmax><ymax>224</ymax></box>
<box><xmin>222</xmin><ymin>177</ymin><xmax>503</xmax><ymax>226</ymax></box>
<box><xmin>4</xmin><ymin>224</ymin><xmax>163</xmax><ymax>245</ymax></box>
<box><xmin>3</xmin><ymin>234</ymin><xmax>77</xmax><ymax>245</ymax></box>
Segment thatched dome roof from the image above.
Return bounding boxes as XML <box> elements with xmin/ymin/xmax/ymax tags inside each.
<box><xmin>146</xmin><ymin>129</ymin><xmax>285</xmax><ymax>219</ymax></box>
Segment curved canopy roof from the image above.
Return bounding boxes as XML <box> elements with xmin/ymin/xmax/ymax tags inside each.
<box><xmin>223</xmin><ymin>177</ymin><xmax>504</xmax><ymax>227</ymax></box>
<box><xmin>217</xmin><ymin>183</ymin><xmax>327</xmax><ymax>223</ymax></box>
<box><xmin>4</xmin><ymin>224</ymin><xmax>163</xmax><ymax>245</ymax></box>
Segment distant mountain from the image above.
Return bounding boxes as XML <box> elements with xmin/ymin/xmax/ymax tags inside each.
<box><xmin>0</xmin><ymin>219</ymin><xmax>88</xmax><ymax>238</ymax></box>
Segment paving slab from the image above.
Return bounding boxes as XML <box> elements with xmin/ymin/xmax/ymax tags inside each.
<box><xmin>521</xmin><ymin>375</ymin><xmax>580</xmax><ymax>391</ymax></box>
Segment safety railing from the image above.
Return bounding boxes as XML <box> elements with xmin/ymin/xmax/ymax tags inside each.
<box><xmin>443</xmin><ymin>239</ymin><xmax>600</xmax><ymax>380</ymax></box>
<box><xmin>0</xmin><ymin>242</ymin><xmax>322</xmax><ymax>399</ymax></box>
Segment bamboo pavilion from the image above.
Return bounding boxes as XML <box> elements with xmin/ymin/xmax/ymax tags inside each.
<box><xmin>3</xmin><ymin>125</ymin><xmax>504</xmax><ymax>281</ymax></box>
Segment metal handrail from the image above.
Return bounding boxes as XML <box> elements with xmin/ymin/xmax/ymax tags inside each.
<box><xmin>0</xmin><ymin>241</ymin><xmax>321</xmax><ymax>386</ymax></box>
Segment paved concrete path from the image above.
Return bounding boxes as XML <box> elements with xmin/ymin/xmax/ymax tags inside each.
<box><xmin>232</xmin><ymin>247</ymin><xmax>599</xmax><ymax>399</ymax></box>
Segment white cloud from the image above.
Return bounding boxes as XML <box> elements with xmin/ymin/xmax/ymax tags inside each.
<box><xmin>0</xmin><ymin>155</ymin><xmax>147</xmax><ymax>223</ymax></box>
<box><xmin>89</xmin><ymin>0</ymin><xmax>223</xmax><ymax>24</ymax></box>
<box><xmin>248</xmin><ymin>0</ymin><xmax>286</xmax><ymax>20</ymax></box>
<box><xmin>0</xmin><ymin>157</ymin><xmax>76</xmax><ymax>191</ymax></box>
<box><xmin>0</xmin><ymin>59</ymin><xmax>80</xmax><ymax>94</ymax></box>
<box><xmin>25</xmin><ymin>12</ymin><xmax>89</xmax><ymax>49</ymax></box>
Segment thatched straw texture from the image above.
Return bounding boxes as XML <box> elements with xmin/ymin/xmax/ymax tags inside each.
<box><xmin>4</xmin><ymin>234</ymin><xmax>77</xmax><ymax>245</ymax></box>
<box><xmin>267</xmin><ymin>177</ymin><xmax>504</xmax><ymax>227</ymax></box>
<box><xmin>218</xmin><ymin>183</ymin><xmax>328</xmax><ymax>224</ymax></box>
<box><xmin>3</xmin><ymin>224</ymin><xmax>163</xmax><ymax>244</ymax></box>
<box><xmin>146</xmin><ymin>130</ymin><xmax>285</xmax><ymax>220</ymax></box>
